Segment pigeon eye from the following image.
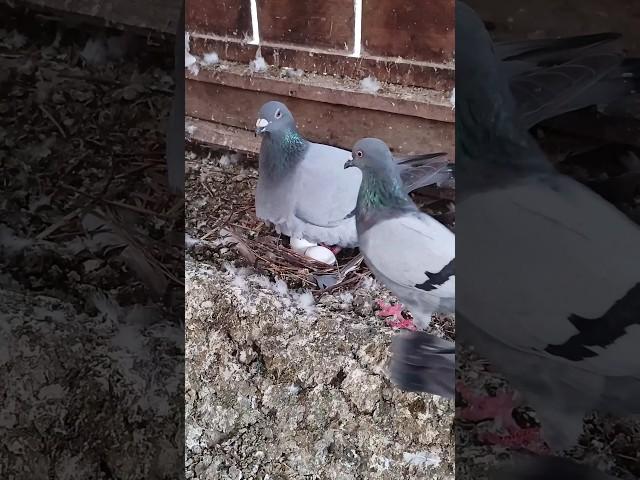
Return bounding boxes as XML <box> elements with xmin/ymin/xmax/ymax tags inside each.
<box><xmin>275</xmin><ymin>109</ymin><xmax>282</xmax><ymax>119</ymax></box>
<box><xmin>356</xmin><ymin>150</ymin><xmax>363</xmax><ymax>158</ymax></box>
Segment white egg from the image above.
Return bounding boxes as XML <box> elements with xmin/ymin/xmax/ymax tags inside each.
<box><xmin>304</xmin><ymin>246</ymin><xmax>337</xmax><ymax>265</ymax></box>
<box><xmin>290</xmin><ymin>237</ymin><xmax>317</xmax><ymax>254</ymax></box>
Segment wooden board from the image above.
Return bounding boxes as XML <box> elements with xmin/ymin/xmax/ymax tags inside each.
<box><xmin>22</xmin><ymin>0</ymin><xmax>181</xmax><ymax>33</ymax></box>
<box><xmin>187</xmin><ymin>69</ymin><xmax>453</xmax><ymax>123</ymax></box>
<box><xmin>185</xmin><ymin>0</ymin><xmax>251</xmax><ymax>38</ymax></box>
<box><xmin>186</xmin><ymin>78</ymin><xmax>455</xmax><ymax>156</ymax></box>
<box><xmin>189</xmin><ymin>36</ymin><xmax>455</xmax><ymax>92</ymax></box>
<box><xmin>257</xmin><ymin>0</ymin><xmax>354</xmax><ymax>52</ymax></box>
<box><xmin>362</xmin><ymin>0</ymin><xmax>454</xmax><ymax>63</ymax></box>
<box><xmin>187</xmin><ymin>117</ymin><xmax>261</xmax><ymax>154</ymax></box>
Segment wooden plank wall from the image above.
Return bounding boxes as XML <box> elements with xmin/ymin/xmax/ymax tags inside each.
<box><xmin>258</xmin><ymin>0</ymin><xmax>355</xmax><ymax>52</ymax></box>
<box><xmin>185</xmin><ymin>0</ymin><xmax>456</xmax><ymax>156</ymax></box>
<box><xmin>185</xmin><ymin>0</ymin><xmax>455</xmax><ymax>91</ymax></box>
<box><xmin>186</xmin><ymin>0</ymin><xmax>251</xmax><ymax>38</ymax></box>
<box><xmin>362</xmin><ymin>0</ymin><xmax>454</xmax><ymax>63</ymax></box>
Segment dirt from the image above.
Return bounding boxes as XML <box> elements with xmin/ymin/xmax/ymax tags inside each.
<box><xmin>184</xmin><ymin>149</ymin><xmax>455</xmax><ymax>480</ymax></box>
<box><xmin>0</xmin><ymin>6</ymin><xmax>183</xmax><ymax>479</ymax></box>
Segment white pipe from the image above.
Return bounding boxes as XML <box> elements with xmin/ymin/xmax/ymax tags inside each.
<box><xmin>249</xmin><ymin>0</ymin><xmax>260</xmax><ymax>45</ymax></box>
<box><xmin>351</xmin><ymin>0</ymin><xmax>362</xmax><ymax>57</ymax></box>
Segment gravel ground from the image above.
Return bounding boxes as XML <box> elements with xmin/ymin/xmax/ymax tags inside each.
<box><xmin>184</xmin><ymin>149</ymin><xmax>455</xmax><ymax>480</ymax></box>
<box><xmin>0</xmin><ymin>7</ymin><xmax>183</xmax><ymax>478</ymax></box>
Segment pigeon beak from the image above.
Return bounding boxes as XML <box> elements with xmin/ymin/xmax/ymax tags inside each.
<box><xmin>344</xmin><ymin>156</ymin><xmax>354</xmax><ymax>169</ymax></box>
<box><xmin>255</xmin><ymin>118</ymin><xmax>269</xmax><ymax>135</ymax></box>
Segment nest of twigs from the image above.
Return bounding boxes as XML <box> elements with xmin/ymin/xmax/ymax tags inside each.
<box><xmin>220</xmin><ymin>226</ymin><xmax>367</xmax><ymax>297</ymax></box>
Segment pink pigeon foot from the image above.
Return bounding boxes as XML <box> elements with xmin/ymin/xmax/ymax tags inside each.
<box><xmin>320</xmin><ymin>243</ymin><xmax>343</xmax><ymax>256</ymax></box>
<box><xmin>375</xmin><ymin>300</ymin><xmax>417</xmax><ymax>331</ymax></box>
<box><xmin>457</xmin><ymin>382</ymin><xmax>549</xmax><ymax>453</ymax></box>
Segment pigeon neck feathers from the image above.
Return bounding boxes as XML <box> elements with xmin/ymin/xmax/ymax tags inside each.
<box><xmin>261</xmin><ymin>127</ymin><xmax>309</xmax><ymax>179</ymax></box>
<box><xmin>356</xmin><ymin>168</ymin><xmax>416</xmax><ymax>230</ymax></box>
<box><xmin>456</xmin><ymin>92</ymin><xmax>554</xmax><ymax>196</ymax></box>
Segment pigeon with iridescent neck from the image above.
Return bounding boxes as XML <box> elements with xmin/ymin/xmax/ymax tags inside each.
<box><xmin>455</xmin><ymin>0</ymin><xmax>640</xmax><ymax>452</ymax></box>
<box><xmin>344</xmin><ymin>137</ymin><xmax>455</xmax><ymax>330</ymax></box>
<box><xmin>254</xmin><ymin>101</ymin><xmax>453</xmax><ymax>264</ymax></box>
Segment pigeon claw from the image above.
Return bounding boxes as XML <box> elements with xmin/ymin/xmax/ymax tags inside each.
<box><xmin>457</xmin><ymin>383</ymin><xmax>549</xmax><ymax>453</ymax></box>
<box><xmin>320</xmin><ymin>243</ymin><xmax>343</xmax><ymax>256</ymax></box>
<box><xmin>376</xmin><ymin>300</ymin><xmax>417</xmax><ymax>331</ymax></box>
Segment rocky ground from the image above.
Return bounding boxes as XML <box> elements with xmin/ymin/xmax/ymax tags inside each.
<box><xmin>0</xmin><ymin>7</ymin><xmax>183</xmax><ymax>478</ymax></box>
<box><xmin>184</xmin><ymin>149</ymin><xmax>455</xmax><ymax>480</ymax></box>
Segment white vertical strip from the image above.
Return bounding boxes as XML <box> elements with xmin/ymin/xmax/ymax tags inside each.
<box><xmin>249</xmin><ymin>0</ymin><xmax>260</xmax><ymax>45</ymax></box>
<box><xmin>351</xmin><ymin>0</ymin><xmax>362</xmax><ymax>57</ymax></box>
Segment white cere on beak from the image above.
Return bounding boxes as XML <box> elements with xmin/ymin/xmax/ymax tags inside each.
<box><xmin>256</xmin><ymin>118</ymin><xmax>269</xmax><ymax>128</ymax></box>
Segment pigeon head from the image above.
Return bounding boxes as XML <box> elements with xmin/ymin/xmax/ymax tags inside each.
<box><xmin>456</xmin><ymin>1</ymin><xmax>499</xmax><ymax>86</ymax></box>
<box><xmin>345</xmin><ymin>138</ymin><xmax>395</xmax><ymax>174</ymax></box>
<box><xmin>455</xmin><ymin>1</ymin><xmax>541</xmax><ymax>185</ymax></box>
<box><xmin>346</xmin><ymin>138</ymin><xmax>414</xmax><ymax>212</ymax></box>
<box><xmin>255</xmin><ymin>101</ymin><xmax>296</xmax><ymax>135</ymax></box>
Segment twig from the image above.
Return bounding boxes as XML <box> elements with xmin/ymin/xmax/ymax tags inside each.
<box><xmin>36</xmin><ymin>207</ymin><xmax>84</xmax><ymax>240</ymax></box>
<box><xmin>107</xmin><ymin>200</ymin><xmax>170</xmax><ymax>218</ymax></box>
<box><xmin>200</xmin><ymin>180</ymin><xmax>216</xmax><ymax>198</ymax></box>
<box><xmin>58</xmin><ymin>183</ymin><xmax>172</xmax><ymax>219</ymax></box>
<box><xmin>38</xmin><ymin>105</ymin><xmax>67</xmax><ymax>138</ymax></box>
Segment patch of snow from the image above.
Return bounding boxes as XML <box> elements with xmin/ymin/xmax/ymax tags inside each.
<box><xmin>360</xmin><ymin>276</ymin><xmax>379</xmax><ymax>290</ymax></box>
<box><xmin>186</xmin><ymin>424</ymin><xmax>204</xmax><ymax>451</ymax></box>
<box><xmin>283</xmin><ymin>67</ymin><xmax>304</xmax><ymax>78</ymax></box>
<box><xmin>92</xmin><ymin>291</ymin><xmax>122</xmax><ymax>322</ymax></box>
<box><xmin>286</xmin><ymin>384</ymin><xmax>301</xmax><ymax>395</ymax></box>
<box><xmin>202</xmin><ymin>51</ymin><xmax>219</xmax><ymax>66</ymax></box>
<box><xmin>250</xmin><ymin>274</ymin><xmax>272</xmax><ymax>290</ymax></box>
<box><xmin>370</xmin><ymin>454</ymin><xmax>392</xmax><ymax>472</ymax></box>
<box><xmin>295</xmin><ymin>291</ymin><xmax>316</xmax><ymax>313</ymax></box>
<box><xmin>80</xmin><ymin>37</ymin><xmax>107</xmax><ymax>66</ymax></box>
<box><xmin>185</xmin><ymin>32</ymin><xmax>200</xmax><ymax>74</ymax></box>
<box><xmin>402</xmin><ymin>451</ymin><xmax>441</xmax><ymax>467</ymax></box>
<box><xmin>0</xmin><ymin>225</ymin><xmax>33</xmax><ymax>255</ymax></box>
<box><xmin>5</xmin><ymin>30</ymin><xmax>27</xmax><ymax>49</ymax></box>
<box><xmin>217</xmin><ymin>153</ymin><xmax>241</xmax><ymax>167</ymax></box>
<box><xmin>338</xmin><ymin>292</ymin><xmax>354</xmax><ymax>303</ymax></box>
<box><xmin>185</xmin><ymin>123</ymin><xmax>197</xmax><ymax>136</ymax></box>
<box><xmin>185</xmin><ymin>233</ymin><xmax>200</xmax><ymax>248</ymax></box>
<box><xmin>250</xmin><ymin>50</ymin><xmax>268</xmax><ymax>73</ymax></box>
<box><xmin>186</xmin><ymin>57</ymin><xmax>200</xmax><ymax>75</ymax></box>
<box><xmin>360</xmin><ymin>75</ymin><xmax>381</xmax><ymax>93</ymax></box>
<box><xmin>272</xmin><ymin>279</ymin><xmax>289</xmax><ymax>296</ymax></box>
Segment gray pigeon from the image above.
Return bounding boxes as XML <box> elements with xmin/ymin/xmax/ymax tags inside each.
<box><xmin>344</xmin><ymin>138</ymin><xmax>455</xmax><ymax>330</ymax></box>
<box><xmin>456</xmin><ymin>0</ymin><xmax>640</xmax><ymax>451</ymax></box>
<box><xmin>254</xmin><ymin>101</ymin><xmax>453</xmax><ymax>260</ymax></box>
